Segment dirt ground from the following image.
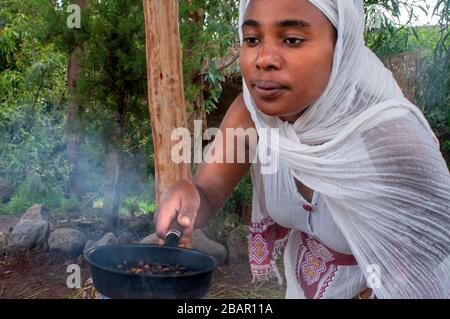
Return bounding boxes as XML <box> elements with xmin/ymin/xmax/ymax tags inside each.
<box><xmin>0</xmin><ymin>251</ymin><xmax>86</xmax><ymax>299</ymax></box>
<box><xmin>0</xmin><ymin>251</ymin><xmax>285</xmax><ymax>299</ymax></box>
<box><xmin>0</xmin><ymin>213</ymin><xmax>285</xmax><ymax>299</ymax></box>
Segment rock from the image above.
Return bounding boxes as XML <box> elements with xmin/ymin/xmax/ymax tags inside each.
<box><xmin>139</xmin><ymin>232</ymin><xmax>159</xmax><ymax>244</ymax></box>
<box><xmin>83</xmin><ymin>232</ymin><xmax>118</xmax><ymax>255</ymax></box>
<box><xmin>117</xmin><ymin>231</ymin><xmax>135</xmax><ymax>244</ymax></box>
<box><xmin>192</xmin><ymin>229</ymin><xmax>227</xmax><ymax>266</ymax></box>
<box><xmin>7</xmin><ymin>205</ymin><xmax>51</xmax><ymax>252</ymax></box>
<box><xmin>96</xmin><ymin>232</ymin><xmax>118</xmax><ymax>246</ymax></box>
<box><xmin>7</xmin><ymin>220</ymin><xmax>50</xmax><ymax>252</ymax></box>
<box><xmin>0</xmin><ymin>179</ymin><xmax>12</xmax><ymax>203</ymax></box>
<box><xmin>48</xmin><ymin>228</ymin><xmax>87</xmax><ymax>258</ymax></box>
<box><xmin>20</xmin><ymin>204</ymin><xmax>50</xmax><ymax>222</ymax></box>
<box><xmin>227</xmin><ymin>225</ymin><xmax>250</xmax><ymax>264</ymax></box>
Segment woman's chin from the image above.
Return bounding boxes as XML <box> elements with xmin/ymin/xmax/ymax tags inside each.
<box><xmin>256</xmin><ymin>106</ymin><xmax>284</xmax><ymax>117</ymax></box>
<box><xmin>256</xmin><ymin>105</ymin><xmax>307</xmax><ymax>123</ymax></box>
<box><xmin>252</xmin><ymin>99</ymin><xmax>283</xmax><ymax>115</ymax></box>
<box><xmin>251</xmin><ymin>94</ymin><xmax>308</xmax><ymax>119</ymax></box>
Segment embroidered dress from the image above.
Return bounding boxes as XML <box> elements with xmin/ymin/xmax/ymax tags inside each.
<box><xmin>248</xmin><ymin>160</ymin><xmax>366</xmax><ymax>299</ymax></box>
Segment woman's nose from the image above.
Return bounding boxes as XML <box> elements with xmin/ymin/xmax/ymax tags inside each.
<box><xmin>255</xmin><ymin>45</ymin><xmax>282</xmax><ymax>71</ymax></box>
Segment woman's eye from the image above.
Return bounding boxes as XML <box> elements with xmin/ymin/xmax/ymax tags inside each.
<box><xmin>244</xmin><ymin>37</ymin><xmax>260</xmax><ymax>46</ymax></box>
<box><xmin>284</xmin><ymin>37</ymin><xmax>304</xmax><ymax>46</ymax></box>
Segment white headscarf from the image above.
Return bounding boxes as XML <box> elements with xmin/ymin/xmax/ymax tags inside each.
<box><xmin>240</xmin><ymin>0</ymin><xmax>450</xmax><ymax>298</ymax></box>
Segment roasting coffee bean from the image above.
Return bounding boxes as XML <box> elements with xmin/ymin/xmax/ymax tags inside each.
<box><xmin>116</xmin><ymin>261</ymin><xmax>193</xmax><ymax>276</ymax></box>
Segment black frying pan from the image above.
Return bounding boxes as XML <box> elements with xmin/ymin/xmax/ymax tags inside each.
<box><xmin>84</xmin><ymin>223</ymin><xmax>217</xmax><ymax>299</ymax></box>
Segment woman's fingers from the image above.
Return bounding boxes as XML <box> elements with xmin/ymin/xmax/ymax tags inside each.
<box><xmin>177</xmin><ymin>199</ymin><xmax>200</xmax><ymax>237</ymax></box>
<box><xmin>155</xmin><ymin>195</ymin><xmax>180</xmax><ymax>239</ymax></box>
<box><xmin>154</xmin><ymin>180</ymin><xmax>201</xmax><ymax>242</ymax></box>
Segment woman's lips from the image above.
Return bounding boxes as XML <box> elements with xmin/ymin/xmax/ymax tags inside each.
<box><xmin>252</xmin><ymin>80</ymin><xmax>288</xmax><ymax>99</ymax></box>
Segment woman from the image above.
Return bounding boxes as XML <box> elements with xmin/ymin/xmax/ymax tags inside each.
<box><xmin>155</xmin><ymin>0</ymin><xmax>450</xmax><ymax>298</ymax></box>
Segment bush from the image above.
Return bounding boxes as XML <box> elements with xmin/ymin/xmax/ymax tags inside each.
<box><xmin>367</xmin><ymin>24</ymin><xmax>450</xmax><ymax>166</ymax></box>
<box><xmin>0</xmin><ymin>104</ymin><xmax>68</xmax><ymax>192</ymax></box>
<box><xmin>223</xmin><ymin>173</ymin><xmax>252</xmax><ymax>216</ymax></box>
<box><xmin>7</xmin><ymin>170</ymin><xmax>60</xmax><ymax>213</ymax></box>
<box><xmin>139</xmin><ymin>200</ymin><xmax>156</xmax><ymax>214</ymax></box>
<box><xmin>121</xmin><ymin>196</ymin><xmax>156</xmax><ymax>217</ymax></box>
<box><xmin>60</xmin><ymin>195</ymin><xmax>82</xmax><ymax>214</ymax></box>
<box><xmin>122</xmin><ymin>196</ymin><xmax>140</xmax><ymax>217</ymax></box>
<box><xmin>0</xmin><ymin>202</ymin><xmax>8</xmax><ymax>214</ymax></box>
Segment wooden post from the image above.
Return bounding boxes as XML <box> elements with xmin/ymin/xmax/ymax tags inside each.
<box><xmin>143</xmin><ymin>1</ymin><xmax>192</xmax><ymax>204</ymax></box>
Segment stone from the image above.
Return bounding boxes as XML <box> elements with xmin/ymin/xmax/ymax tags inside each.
<box><xmin>139</xmin><ymin>232</ymin><xmax>159</xmax><ymax>244</ymax></box>
<box><xmin>7</xmin><ymin>205</ymin><xmax>51</xmax><ymax>252</ymax></box>
<box><xmin>20</xmin><ymin>204</ymin><xmax>50</xmax><ymax>222</ymax></box>
<box><xmin>7</xmin><ymin>220</ymin><xmax>50</xmax><ymax>252</ymax></box>
<box><xmin>83</xmin><ymin>232</ymin><xmax>118</xmax><ymax>255</ymax></box>
<box><xmin>48</xmin><ymin>228</ymin><xmax>87</xmax><ymax>258</ymax></box>
<box><xmin>192</xmin><ymin>229</ymin><xmax>227</xmax><ymax>266</ymax></box>
<box><xmin>117</xmin><ymin>231</ymin><xmax>136</xmax><ymax>244</ymax></box>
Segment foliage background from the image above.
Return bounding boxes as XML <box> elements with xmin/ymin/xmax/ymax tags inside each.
<box><xmin>0</xmin><ymin>0</ymin><xmax>448</xmax><ymax>222</ymax></box>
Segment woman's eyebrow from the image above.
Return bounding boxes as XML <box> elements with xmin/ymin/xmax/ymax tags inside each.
<box><xmin>275</xmin><ymin>19</ymin><xmax>311</xmax><ymax>29</ymax></box>
<box><xmin>242</xmin><ymin>19</ymin><xmax>260</xmax><ymax>28</ymax></box>
<box><xmin>242</xmin><ymin>19</ymin><xmax>311</xmax><ymax>30</ymax></box>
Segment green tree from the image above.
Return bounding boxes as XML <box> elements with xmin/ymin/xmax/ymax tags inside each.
<box><xmin>0</xmin><ymin>0</ymin><xmax>68</xmax><ymax>211</ymax></box>
<box><xmin>75</xmin><ymin>0</ymin><xmax>148</xmax><ymax>230</ymax></box>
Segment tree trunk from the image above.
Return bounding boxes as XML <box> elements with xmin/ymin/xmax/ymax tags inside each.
<box><xmin>143</xmin><ymin>0</ymin><xmax>192</xmax><ymax>204</ymax></box>
<box><xmin>66</xmin><ymin>0</ymin><xmax>87</xmax><ymax>199</ymax></box>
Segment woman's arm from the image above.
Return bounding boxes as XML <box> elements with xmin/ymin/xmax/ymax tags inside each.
<box><xmin>155</xmin><ymin>93</ymin><xmax>256</xmax><ymax>240</ymax></box>
<box><xmin>192</xmin><ymin>93</ymin><xmax>256</xmax><ymax>228</ymax></box>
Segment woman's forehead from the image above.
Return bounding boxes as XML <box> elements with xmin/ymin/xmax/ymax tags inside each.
<box><xmin>243</xmin><ymin>0</ymin><xmax>332</xmax><ymax>28</ymax></box>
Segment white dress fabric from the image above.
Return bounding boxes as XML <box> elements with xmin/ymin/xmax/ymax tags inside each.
<box><xmin>250</xmin><ymin>159</ymin><xmax>367</xmax><ymax>299</ymax></box>
<box><xmin>240</xmin><ymin>0</ymin><xmax>450</xmax><ymax>299</ymax></box>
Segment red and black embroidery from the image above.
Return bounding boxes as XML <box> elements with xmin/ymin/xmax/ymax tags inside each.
<box><xmin>248</xmin><ymin>217</ymin><xmax>289</xmax><ymax>283</ymax></box>
<box><xmin>296</xmin><ymin>232</ymin><xmax>357</xmax><ymax>299</ymax></box>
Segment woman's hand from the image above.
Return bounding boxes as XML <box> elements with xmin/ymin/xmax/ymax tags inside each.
<box><xmin>153</xmin><ymin>179</ymin><xmax>202</xmax><ymax>247</ymax></box>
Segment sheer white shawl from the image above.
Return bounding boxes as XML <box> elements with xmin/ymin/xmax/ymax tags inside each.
<box><xmin>239</xmin><ymin>0</ymin><xmax>450</xmax><ymax>298</ymax></box>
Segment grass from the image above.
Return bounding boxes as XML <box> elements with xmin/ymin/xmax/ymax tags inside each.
<box><xmin>206</xmin><ymin>262</ymin><xmax>286</xmax><ymax>299</ymax></box>
<box><xmin>0</xmin><ymin>202</ymin><xmax>8</xmax><ymax>214</ymax></box>
<box><xmin>207</xmin><ymin>280</ymin><xmax>285</xmax><ymax>299</ymax></box>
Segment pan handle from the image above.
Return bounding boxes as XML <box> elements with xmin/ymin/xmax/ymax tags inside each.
<box><xmin>164</xmin><ymin>220</ymin><xmax>185</xmax><ymax>247</ymax></box>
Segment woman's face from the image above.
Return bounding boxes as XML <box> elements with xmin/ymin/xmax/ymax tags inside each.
<box><xmin>240</xmin><ymin>0</ymin><xmax>336</xmax><ymax>123</ymax></box>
